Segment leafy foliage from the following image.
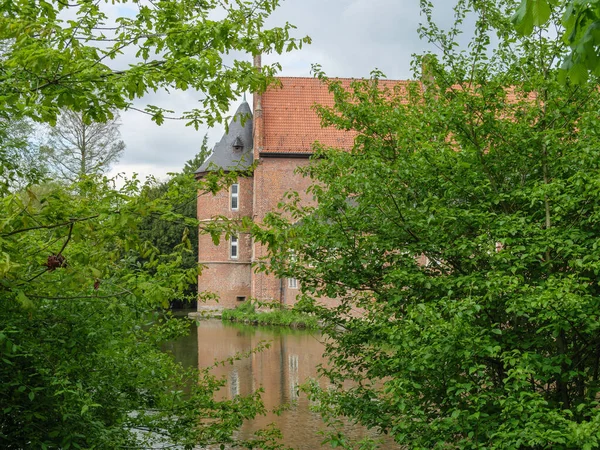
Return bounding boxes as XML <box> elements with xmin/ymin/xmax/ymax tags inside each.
<box><xmin>138</xmin><ymin>135</ymin><xmax>211</xmax><ymax>304</ymax></box>
<box><xmin>221</xmin><ymin>300</ymin><xmax>319</xmax><ymax>329</ymax></box>
<box><xmin>0</xmin><ymin>0</ymin><xmax>310</xmax><ymax>125</ymax></box>
<box><xmin>0</xmin><ymin>174</ymin><xmax>294</xmax><ymax>448</ymax></box>
<box><xmin>512</xmin><ymin>0</ymin><xmax>600</xmax><ymax>82</ymax></box>
<box><xmin>255</xmin><ymin>1</ymin><xmax>600</xmax><ymax>447</ymax></box>
<box><xmin>0</xmin><ymin>118</ymin><xmax>48</xmax><ymax>194</ymax></box>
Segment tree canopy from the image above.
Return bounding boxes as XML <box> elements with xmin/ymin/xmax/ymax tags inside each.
<box><xmin>255</xmin><ymin>0</ymin><xmax>600</xmax><ymax>447</ymax></box>
<box><xmin>513</xmin><ymin>0</ymin><xmax>600</xmax><ymax>82</ymax></box>
<box><xmin>0</xmin><ymin>175</ymin><xmax>280</xmax><ymax>448</ymax></box>
<box><xmin>0</xmin><ymin>117</ymin><xmax>47</xmax><ymax>193</ymax></box>
<box><xmin>138</xmin><ymin>135</ymin><xmax>211</xmax><ymax>304</ymax></box>
<box><xmin>0</xmin><ymin>0</ymin><xmax>309</xmax><ymax>125</ymax></box>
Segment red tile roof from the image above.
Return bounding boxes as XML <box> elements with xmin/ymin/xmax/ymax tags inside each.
<box><xmin>260</xmin><ymin>77</ymin><xmax>414</xmax><ymax>154</ymax></box>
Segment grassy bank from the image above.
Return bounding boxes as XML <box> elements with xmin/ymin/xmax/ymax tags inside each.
<box><xmin>221</xmin><ymin>301</ymin><xmax>319</xmax><ymax>329</ymax></box>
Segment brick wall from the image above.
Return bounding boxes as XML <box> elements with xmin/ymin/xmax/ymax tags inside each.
<box><xmin>249</xmin><ymin>157</ymin><xmax>345</xmax><ymax>310</ymax></box>
<box><xmin>251</xmin><ymin>157</ymin><xmax>314</xmax><ymax>303</ymax></box>
<box><xmin>197</xmin><ymin>176</ymin><xmax>254</xmax><ymax>310</ymax></box>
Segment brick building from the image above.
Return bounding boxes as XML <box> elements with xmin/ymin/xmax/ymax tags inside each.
<box><xmin>195</xmin><ymin>75</ymin><xmax>405</xmax><ymax>311</ymax></box>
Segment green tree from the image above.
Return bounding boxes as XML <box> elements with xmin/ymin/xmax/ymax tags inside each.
<box><xmin>138</xmin><ymin>135</ymin><xmax>211</xmax><ymax>305</ymax></box>
<box><xmin>0</xmin><ymin>0</ymin><xmax>309</xmax><ymax>125</ymax></box>
<box><xmin>255</xmin><ymin>1</ymin><xmax>600</xmax><ymax>447</ymax></box>
<box><xmin>512</xmin><ymin>0</ymin><xmax>600</xmax><ymax>82</ymax></box>
<box><xmin>0</xmin><ymin>176</ymin><xmax>280</xmax><ymax>449</ymax></box>
<box><xmin>182</xmin><ymin>134</ymin><xmax>212</xmax><ymax>176</ymax></box>
<box><xmin>0</xmin><ymin>118</ymin><xmax>47</xmax><ymax>193</ymax></box>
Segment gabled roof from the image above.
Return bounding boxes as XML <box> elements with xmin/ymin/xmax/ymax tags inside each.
<box><xmin>260</xmin><ymin>77</ymin><xmax>414</xmax><ymax>154</ymax></box>
<box><xmin>195</xmin><ymin>101</ymin><xmax>253</xmax><ymax>174</ymax></box>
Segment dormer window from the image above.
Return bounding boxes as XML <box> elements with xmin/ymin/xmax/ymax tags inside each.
<box><xmin>232</xmin><ymin>136</ymin><xmax>244</xmax><ymax>152</ymax></box>
<box><xmin>230</xmin><ymin>183</ymin><xmax>239</xmax><ymax>210</ymax></box>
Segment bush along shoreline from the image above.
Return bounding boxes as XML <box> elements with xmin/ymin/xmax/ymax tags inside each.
<box><xmin>221</xmin><ymin>300</ymin><xmax>319</xmax><ymax>329</ymax></box>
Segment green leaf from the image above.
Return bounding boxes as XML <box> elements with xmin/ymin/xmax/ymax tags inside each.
<box><xmin>512</xmin><ymin>0</ymin><xmax>534</xmax><ymax>35</ymax></box>
<box><xmin>532</xmin><ymin>0</ymin><xmax>552</xmax><ymax>26</ymax></box>
<box><xmin>513</xmin><ymin>0</ymin><xmax>551</xmax><ymax>35</ymax></box>
<box><xmin>16</xmin><ymin>290</ymin><xmax>34</xmax><ymax>310</ymax></box>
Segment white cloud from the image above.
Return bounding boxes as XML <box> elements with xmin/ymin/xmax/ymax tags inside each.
<box><xmin>109</xmin><ymin>0</ymin><xmax>465</xmax><ymax>178</ymax></box>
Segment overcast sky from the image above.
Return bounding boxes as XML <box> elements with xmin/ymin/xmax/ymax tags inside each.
<box><xmin>108</xmin><ymin>0</ymin><xmax>461</xmax><ymax>182</ymax></box>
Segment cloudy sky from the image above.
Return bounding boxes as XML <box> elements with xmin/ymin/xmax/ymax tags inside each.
<box><xmin>108</xmin><ymin>0</ymin><xmax>460</xmax><ymax>182</ymax></box>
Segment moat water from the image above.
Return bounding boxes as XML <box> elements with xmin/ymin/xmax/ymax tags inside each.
<box><xmin>162</xmin><ymin>317</ymin><xmax>398</xmax><ymax>449</ymax></box>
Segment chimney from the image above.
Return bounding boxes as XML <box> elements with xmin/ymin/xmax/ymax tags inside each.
<box><xmin>252</xmin><ymin>53</ymin><xmax>264</xmax><ymax>160</ymax></box>
<box><xmin>253</xmin><ymin>53</ymin><xmax>261</xmax><ymax>73</ymax></box>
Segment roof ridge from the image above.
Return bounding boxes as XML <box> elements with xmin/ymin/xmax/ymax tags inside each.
<box><xmin>273</xmin><ymin>76</ymin><xmax>416</xmax><ymax>83</ymax></box>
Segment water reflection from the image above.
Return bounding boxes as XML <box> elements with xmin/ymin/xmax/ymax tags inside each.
<box><xmin>197</xmin><ymin>320</ymin><xmax>322</xmax><ymax>405</ymax></box>
<box><xmin>168</xmin><ymin>319</ymin><xmax>396</xmax><ymax>449</ymax></box>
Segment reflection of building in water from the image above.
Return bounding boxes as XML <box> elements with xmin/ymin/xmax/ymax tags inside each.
<box><xmin>196</xmin><ymin>321</ymin><xmax>323</xmax><ymax>409</ymax></box>
<box><xmin>194</xmin><ymin>320</ymin><xmax>400</xmax><ymax>449</ymax></box>
<box><xmin>288</xmin><ymin>354</ymin><xmax>299</xmax><ymax>401</ymax></box>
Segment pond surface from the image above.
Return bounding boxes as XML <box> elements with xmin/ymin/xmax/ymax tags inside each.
<box><xmin>162</xmin><ymin>318</ymin><xmax>397</xmax><ymax>450</ymax></box>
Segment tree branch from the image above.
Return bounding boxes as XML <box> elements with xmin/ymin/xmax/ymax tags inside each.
<box><xmin>1</xmin><ymin>215</ymin><xmax>99</xmax><ymax>237</ymax></box>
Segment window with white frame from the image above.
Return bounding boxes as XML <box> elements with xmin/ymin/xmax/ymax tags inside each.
<box><xmin>288</xmin><ymin>278</ymin><xmax>298</xmax><ymax>289</ymax></box>
<box><xmin>230</xmin><ymin>236</ymin><xmax>239</xmax><ymax>259</ymax></box>
<box><xmin>230</xmin><ymin>183</ymin><xmax>239</xmax><ymax>211</ymax></box>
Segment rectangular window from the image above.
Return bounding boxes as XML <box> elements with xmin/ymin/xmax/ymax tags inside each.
<box><xmin>230</xmin><ymin>183</ymin><xmax>239</xmax><ymax>211</ymax></box>
<box><xmin>288</xmin><ymin>278</ymin><xmax>298</xmax><ymax>289</ymax></box>
<box><xmin>230</xmin><ymin>236</ymin><xmax>239</xmax><ymax>259</ymax></box>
